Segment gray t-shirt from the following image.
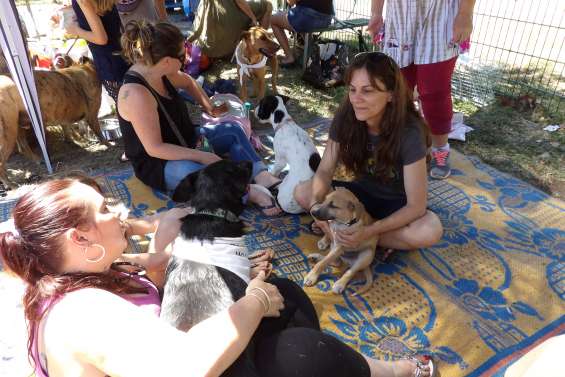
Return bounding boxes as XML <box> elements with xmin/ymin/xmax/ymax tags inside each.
<box><xmin>330</xmin><ymin>121</ymin><xmax>427</xmax><ymax>200</ymax></box>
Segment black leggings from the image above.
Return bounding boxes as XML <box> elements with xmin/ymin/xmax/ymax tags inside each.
<box><xmin>221</xmin><ymin>277</ymin><xmax>371</xmax><ymax>377</ymax></box>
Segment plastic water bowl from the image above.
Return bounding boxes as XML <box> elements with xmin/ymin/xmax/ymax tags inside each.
<box><xmin>100</xmin><ymin>118</ymin><xmax>122</xmax><ymax>141</ymax></box>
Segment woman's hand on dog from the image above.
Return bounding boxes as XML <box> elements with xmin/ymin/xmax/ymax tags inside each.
<box><xmin>335</xmin><ymin>225</ymin><xmax>373</xmax><ymax>249</ymax></box>
<box><xmin>151</xmin><ymin>207</ymin><xmax>194</xmax><ymax>253</ymax></box>
<box><xmin>246</xmin><ymin>270</ymin><xmax>285</xmax><ymax>317</ymax></box>
<box><xmin>197</xmin><ymin>151</ymin><xmax>222</xmax><ymax>165</ymax></box>
<box><xmin>207</xmin><ymin>103</ymin><xmax>229</xmax><ymax>117</ymax></box>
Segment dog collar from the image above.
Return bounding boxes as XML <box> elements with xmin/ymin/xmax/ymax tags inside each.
<box><xmin>336</xmin><ymin>218</ymin><xmax>358</xmax><ymax>226</ymax></box>
<box><xmin>191</xmin><ymin>208</ymin><xmax>240</xmax><ymax>223</ymax></box>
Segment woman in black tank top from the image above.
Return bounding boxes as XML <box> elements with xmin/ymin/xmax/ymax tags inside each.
<box><xmin>118</xmin><ymin>21</ymin><xmax>282</xmax><ymax>216</ymax></box>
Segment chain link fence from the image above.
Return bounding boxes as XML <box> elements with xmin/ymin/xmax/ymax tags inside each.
<box><xmin>286</xmin><ymin>0</ymin><xmax>564</xmax><ymax>113</ymax></box>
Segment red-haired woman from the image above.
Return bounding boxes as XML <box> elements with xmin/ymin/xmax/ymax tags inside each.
<box><xmin>0</xmin><ymin>176</ymin><xmax>434</xmax><ymax>376</ymax></box>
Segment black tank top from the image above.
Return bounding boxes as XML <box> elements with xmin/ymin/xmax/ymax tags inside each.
<box><xmin>118</xmin><ymin>73</ymin><xmax>198</xmax><ymax>191</ymax></box>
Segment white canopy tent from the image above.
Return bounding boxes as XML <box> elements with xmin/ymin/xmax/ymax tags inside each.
<box><xmin>0</xmin><ymin>0</ymin><xmax>53</xmax><ymax>174</ymax></box>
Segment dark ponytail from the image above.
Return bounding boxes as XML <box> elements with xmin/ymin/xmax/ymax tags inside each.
<box><xmin>121</xmin><ymin>20</ymin><xmax>185</xmax><ymax>66</ymax></box>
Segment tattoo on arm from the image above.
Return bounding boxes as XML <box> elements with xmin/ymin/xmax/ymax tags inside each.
<box><xmin>121</xmin><ymin>90</ymin><xmax>129</xmax><ymax>101</ymax></box>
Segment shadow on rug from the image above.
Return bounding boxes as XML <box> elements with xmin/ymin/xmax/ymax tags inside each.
<box><xmin>1</xmin><ymin>127</ymin><xmax>563</xmax><ymax>376</ymax></box>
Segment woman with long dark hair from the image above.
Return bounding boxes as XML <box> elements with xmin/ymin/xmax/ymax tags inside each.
<box><xmin>296</xmin><ymin>52</ymin><xmax>443</xmax><ymax>252</ymax></box>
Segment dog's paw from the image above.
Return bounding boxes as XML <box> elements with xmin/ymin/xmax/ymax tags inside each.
<box><xmin>303</xmin><ymin>271</ymin><xmax>319</xmax><ymax>287</ymax></box>
<box><xmin>332</xmin><ymin>280</ymin><xmax>347</xmax><ymax>294</ymax></box>
<box><xmin>307</xmin><ymin>253</ymin><xmax>323</xmax><ymax>262</ymax></box>
<box><xmin>317</xmin><ymin>238</ymin><xmax>330</xmax><ymax>250</ymax></box>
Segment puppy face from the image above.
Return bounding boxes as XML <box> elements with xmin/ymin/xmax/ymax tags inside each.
<box><xmin>241</xmin><ymin>26</ymin><xmax>280</xmax><ymax>58</ymax></box>
<box><xmin>311</xmin><ymin>187</ymin><xmax>363</xmax><ymax>224</ymax></box>
<box><xmin>172</xmin><ymin>160</ymin><xmax>252</xmax><ymax>215</ymax></box>
<box><xmin>255</xmin><ymin>95</ymin><xmax>291</xmax><ymax>126</ymax></box>
<box><xmin>52</xmin><ymin>54</ymin><xmax>75</xmax><ymax>69</ymax></box>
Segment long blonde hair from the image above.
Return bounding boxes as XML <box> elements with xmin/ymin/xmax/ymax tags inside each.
<box><xmin>86</xmin><ymin>0</ymin><xmax>116</xmax><ymax>15</ymax></box>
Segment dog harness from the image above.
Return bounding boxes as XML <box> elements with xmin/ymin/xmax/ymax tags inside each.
<box><xmin>172</xmin><ymin>237</ymin><xmax>251</xmax><ymax>283</ymax></box>
<box><xmin>233</xmin><ymin>42</ymin><xmax>267</xmax><ymax>86</ymax></box>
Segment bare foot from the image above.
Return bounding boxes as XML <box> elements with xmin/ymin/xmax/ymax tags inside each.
<box><xmin>254</xmin><ymin>171</ymin><xmax>281</xmax><ymax>189</ymax></box>
<box><xmin>249</xmin><ymin>184</ymin><xmax>282</xmax><ymax>216</ymax></box>
<box><xmin>364</xmin><ymin>356</ymin><xmax>433</xmax><ymax>377</ymax></box>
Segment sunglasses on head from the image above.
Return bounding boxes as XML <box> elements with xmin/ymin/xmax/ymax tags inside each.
<box><xmin>354</xmin><ymin>51</ymin><xmax>396</xmax><ymax>71</ymax></box>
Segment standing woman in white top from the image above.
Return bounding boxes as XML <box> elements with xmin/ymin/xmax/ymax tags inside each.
<box><xmin>368</xmin><ymin>0</ymin><xmax>476</xmax><ymax>179</ymax></box>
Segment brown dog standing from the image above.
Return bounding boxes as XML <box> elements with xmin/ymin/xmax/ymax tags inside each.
<box><xmin>304</xmin><ymin>187</ymin><xmax>378</xmax><ymax>294</ymax></box>
<box><xmin>34</xmin><ymin>56</ymin><xmax>107</xmax><ymax>145</ymax></box>
<box><xmin>0</xmin><ymin>75</ymin><xmax>39</xmax><ymax>188</ymax></box>
<box><xmin>234</xmin><ymin>26</ymin><xmax>279</xmax><ymax>101</ymax></box>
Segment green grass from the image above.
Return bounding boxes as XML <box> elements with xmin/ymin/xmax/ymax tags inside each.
<box><xmin>453</xmin><ymin>99</ymin><xmax>564</xmax><ymax>197</ymax></box>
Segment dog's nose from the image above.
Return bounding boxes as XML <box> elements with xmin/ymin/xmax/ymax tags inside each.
<box><xmin>310</xmin><ymin>204</ymin><xmax>327</xmax><ymax>220</ymax></box>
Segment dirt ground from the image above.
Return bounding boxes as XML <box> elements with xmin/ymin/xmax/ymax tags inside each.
<box><xmin>4</xmin><ymin>5</ymin><xmax>564</xmax><ymax>198</ymax></box>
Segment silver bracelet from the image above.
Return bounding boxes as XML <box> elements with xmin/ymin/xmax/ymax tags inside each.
<box><xmin>247</xmin><ymin>292</ymin><xmax>268</xmax><ymax>313</ymax></box>
<box><xmin>248</xmin><ymin>287</ymin><xmax>271</xmax><ymax>313</ymax></box>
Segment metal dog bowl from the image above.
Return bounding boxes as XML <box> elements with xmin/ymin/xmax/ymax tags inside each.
<box><xmin>100</xmin><ymin>118</ymin><xmax>122</xmax><ymax>141</ymax></box>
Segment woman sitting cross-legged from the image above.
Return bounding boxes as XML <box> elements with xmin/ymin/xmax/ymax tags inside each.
<box><xmin>117</xmin><ymin>21</ymin><xmax>281</xmax><ymax>215</ymax></box>
<box><xmin>0</xmin><ymin>176</ymin><xmax>435</xmax><ymax>377</ymax></box>
<box><xmin>295</xmin><ymin>52</ymin><xmax>443</xmax><ymax>253</ymax></box>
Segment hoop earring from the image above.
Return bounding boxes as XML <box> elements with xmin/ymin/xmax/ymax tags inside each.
<box><xmin>84</xmin><ymin>244</ymin><xmax>106</xmax><ymax>263</ymax></box>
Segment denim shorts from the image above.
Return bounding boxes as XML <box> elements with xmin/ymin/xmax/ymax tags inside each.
<box><xmin>288</xmin><ymin>5</ymin><xmax>333</xmax><ymax>33</ymax></box>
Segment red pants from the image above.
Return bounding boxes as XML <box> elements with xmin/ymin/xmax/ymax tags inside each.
<box><xmin>401</xmin><ymin>57</ymin><xmax>457</xmax><ymax>136</ymax></box>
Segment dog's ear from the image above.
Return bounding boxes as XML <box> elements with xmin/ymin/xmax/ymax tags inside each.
<box><xmin>171</xmin><ymin>171</ymin><xmax>200</xmax><ymax>203</ymax></box>
<box><xmin>78</xmin><ymin>56</ymin><xmax>91</xmax><ymax>65</ymax></box>
<box><xmin>350</xmin><ymin>198</ymin><xmax>365</xmax><ymax>222</ymax></box>
<box><xmin>279</xmin><ymin>95</ymin><xmax>291</xmax><ymax>105</ymax></box>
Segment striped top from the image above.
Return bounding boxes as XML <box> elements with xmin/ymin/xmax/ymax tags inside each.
<box><xmin>383</xmin><ymin>0</ymin><xmax>461</xmax><ymax>67</ymax></box>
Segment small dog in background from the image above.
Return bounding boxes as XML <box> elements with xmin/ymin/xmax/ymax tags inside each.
<box><xmin>0</xmin><ymin>76</ymin><xmax>41</xmax><ymax>188</ymax></box>
<box><xmin>255</xmin><ymin>95</ymin><xmax>320</xmax><ymax>214</ymax></box>
<box><xmin>34</xmin><ymin>56</ymin><xmax>107</xmax><ymax>145</ymax></box>
<box><xmin>304</xmin><ymin>187</ymin><xmax>378</xmax><ymax>294</ymax></box>
<box><xmin>52</xmin><ymin>53</ymin><xmax>75</xmax><ymax>70</ymax></box>
<box><xmin>234</xmin><ymin>26</ymin><xmax>279</xmax><ymax>100</ymax></box>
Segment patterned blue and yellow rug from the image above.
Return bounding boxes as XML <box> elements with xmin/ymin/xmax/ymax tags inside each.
<box><xmin>0</xmin><ymin>150</ymin><xmax>563</xmax><ymax>376</ymax></box>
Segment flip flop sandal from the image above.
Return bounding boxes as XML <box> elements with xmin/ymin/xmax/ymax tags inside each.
<box><xmin>265</xmin><ymin>180</ymin><xmax>282</xmax><ymax>198</ymax></box>
<box><xmin>406</xmin><ymin>355</ymin><xmax>435</xmax><ymax>377</ymax></box>
<box><xmin>256</xmin><ymin>195</ymin><xmax>283</xmax><ymax>217</ymax></box>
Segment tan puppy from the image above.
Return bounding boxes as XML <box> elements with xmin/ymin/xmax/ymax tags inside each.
<box><xmin>34</xmin><ymin>56</ymin><xmax>107</xmax><ymax>145</ymax></box>
<box><xmin>304</xmin><ymin>187</ymin><xmax>378</xmax><ymax>294</ymax></box>
<box><xmin>234</xmin><ymin>26</ymin><xmax>279</xmax><ymax>101</ymax></box>
<box><xmin>0</xmin><ymin>75</ymin><xmax>39</xmax><ymax>188</ymax></box>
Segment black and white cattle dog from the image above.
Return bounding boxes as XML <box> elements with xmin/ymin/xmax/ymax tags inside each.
<box><xmin>161</xmin><ymin>159</ymin><xmax>318</xmax><ymax>376</ymax></box>
<box><xmin>255</xmin><ymin>95</ymin><xmax>321</xmax><ymax>214</ymax></box>
<box><xmin>162</xmin><ymin>160</ymin><xmax>252</xmax><ymax>331</ymax></box>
